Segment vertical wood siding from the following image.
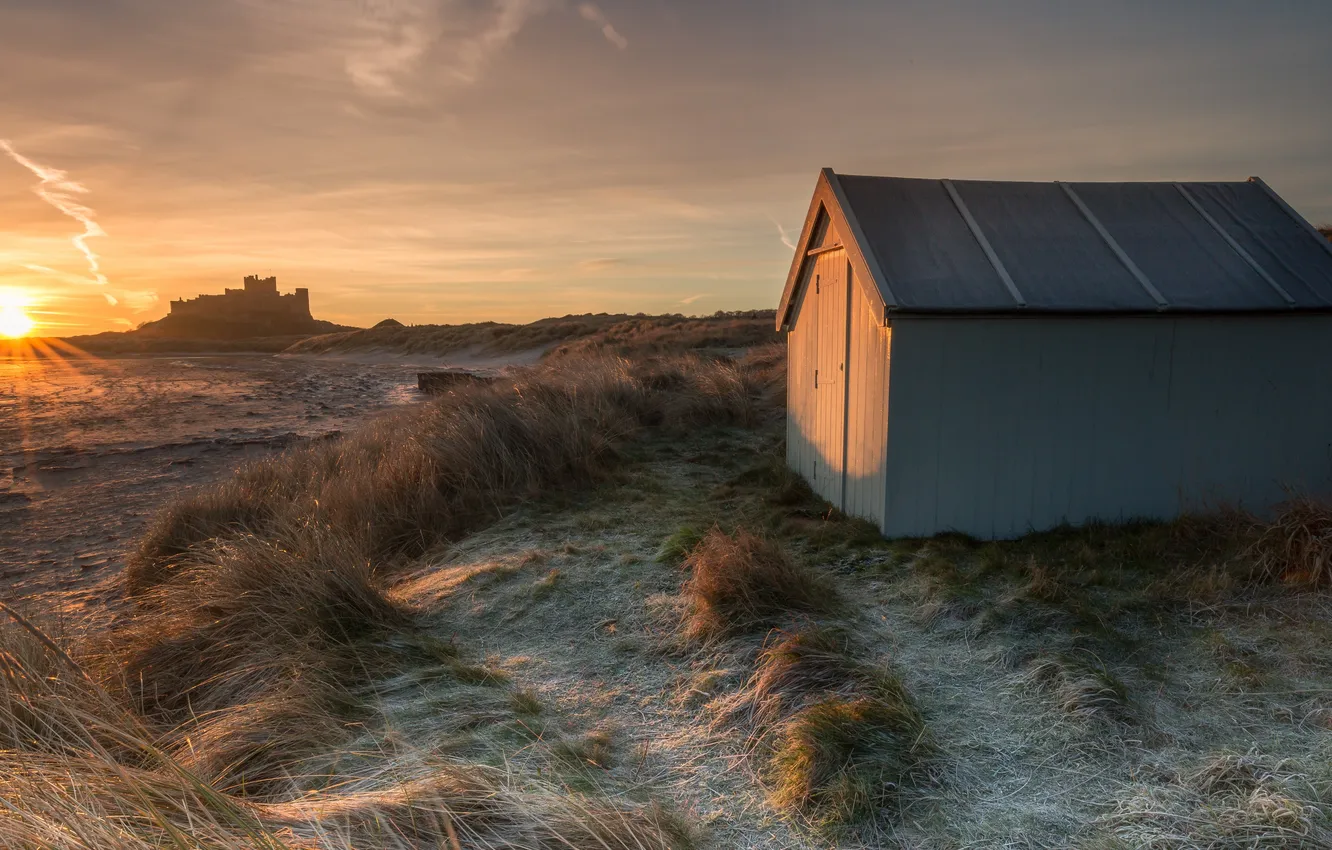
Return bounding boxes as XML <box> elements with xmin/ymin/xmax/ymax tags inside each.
<box><xmin>843</xmin><ymin>267</ymin><xmax>892</xmax><ymax>528</ymax></box>
<box><xmin>883</xmin><ymin>315</ymin><xmax>1332</xmax><ymax>539</ymax></box>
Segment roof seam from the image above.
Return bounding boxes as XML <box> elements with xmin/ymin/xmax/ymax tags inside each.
<box><xmin>1249</xmin><ymin>176</ymin><xmax>1332</xmax><ymax>262</ymax></box>
<box><xmin>1058</xmin><ymin>182</ymin><xmax>1169</xmax><ymax>310</ymax></box>
<box><xmin>1175</xmin><ymin>183</ymin><xmax>1296</xmax><ymax>307</ymax></box>
<box><xmin>1206</xmin><ymin>188</ymin><xmax>1317</xmax><ymax>301</ymax></box>
<box><xmin>941</xmin><ymin>179</ymin><xmax>1026</xmax><ymax>308</ymax></box>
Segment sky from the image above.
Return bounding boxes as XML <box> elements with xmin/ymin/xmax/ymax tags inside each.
<box><xmin>2</xmin><ymin>0</ymin><xmax>1331</xmax><ymax>336</ymax></box>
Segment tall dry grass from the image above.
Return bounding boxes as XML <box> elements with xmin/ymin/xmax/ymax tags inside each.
<box><xmin>112</xmin><ymin>351</ymin><xmax>781</xmax><ymax>800</ymax></box>
<box><xmin>715</xmin><ymin>626</ymin><xmax>934</xmax><ymax>826</ymax></box>
<box><xmin>132</xmin><ymin>350</ymin><xmax>780</xmax><ymax>594</ymax></box>
<box><xmin>111</xmin><ymin>527</ymin><xmax>412</xmax><ymax>797</ymax></box>
<box><xmin>0</xmin><ymin>607</ymin><xmax>690</xmax><ymax>849</ymax></box>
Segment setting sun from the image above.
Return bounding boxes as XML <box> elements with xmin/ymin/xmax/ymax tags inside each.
<box><xmin>0</xmin><ymin>297</ymin><xmax>35</xmax><ymax>338</ymax></box>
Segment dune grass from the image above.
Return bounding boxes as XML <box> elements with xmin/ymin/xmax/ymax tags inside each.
<box><xmin>283</xmin><ymin>310</ymin><xmax>779</xmax><ymax>360</ymax></box>
<box><xmin>131</xmin><ymin>349</ymin><xmax>781</xmax><ymax>594</ymax></box>
<box><xmin>110</xmin><ymin>527</ymin><xmax>413</xmax><ymax>797</ymax></box>
<box><xmin>115</xmin><ymin>350</ymin><xmax>780</xmax><ymax>805</ymax></box>
<box><xmin>0</xmin><ymin>612</ymin><xmax>693</xmax><ymax>850</ymax></box>
<box><xmin>4</xmin><ymin>345</ymin><xmax>793</xmax><ymax>849</ymax></box>
<box><xmin>676</xmin><ymin>528</ymin><xmax>932</xmax><ymax>832</ymax></box>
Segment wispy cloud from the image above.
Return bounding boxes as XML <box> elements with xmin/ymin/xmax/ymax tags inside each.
<box><xmin>578</xmin><ymin>3</ymin><xmax>627</xmax><ymax>50</ymax></box>
<box><xmin>456</xmin><ymin>0</ymin><xmax>555</xmax><ymax>83</ymax></box>
<box><xmin>2</xmin><ymin>140</ymin><xmax>107</xmax><ymax>286</ymax></box>
<box><xmin>345</xmin><ymin>0</ymin><xmax>560</xmax><ymax>98</ymax></box>
<box><xmin>344</xmin><ymin>0</ymin><xmax>440</xmax><ymax>98</ymax></box>
<box><xmin>577</xmin><ymin>256</ymin><xmax>627</xmax><ymax>271</ymax></box>
<box><xmin>344</xmin><ymin>0</ymin><xmax>623</xmax><ymax>99</ymax></box>
<box><xmin>680</xmin><ymin>293</ymin><xmax>708</xmax><ymax>305</ymax></box>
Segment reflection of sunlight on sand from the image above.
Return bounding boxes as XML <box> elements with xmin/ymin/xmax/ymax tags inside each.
<box><xmin>1</xmin><ymin>336</ymin><xmax>103</xmax><ymax>481</ymax></box>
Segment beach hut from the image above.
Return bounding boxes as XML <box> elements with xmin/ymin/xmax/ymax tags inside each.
<box><xmin>776</xmin><ymin>169</ymin><xmax>1332</xmax><ymax>539</ymax></box>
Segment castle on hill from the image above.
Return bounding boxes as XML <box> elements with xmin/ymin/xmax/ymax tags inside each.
<box><xmin>169</xmin><ymin>276</ymin><xmax>312</xmax><ymax>322</ymax></box>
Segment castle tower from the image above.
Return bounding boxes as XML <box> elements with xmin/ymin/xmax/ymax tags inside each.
<box><xmin>243</xmin><ymin>275</ymin><xmax>279</xmax><ymax>296</ymax></box>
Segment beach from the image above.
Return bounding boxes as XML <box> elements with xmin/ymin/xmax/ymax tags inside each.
<box><xmin>0</xmin><ymin>353</ymin><xmax>426</xmax><ymax>615</ymax></box>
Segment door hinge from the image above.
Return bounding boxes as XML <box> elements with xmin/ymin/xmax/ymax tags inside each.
<box><xmin>815</xmin><ymin>274</ymin><xmax>820</xmax><ymax>294</ymax></box>
<box><xmin>814</xmin><ymin>368</ymin><xmax>818</xmax><ymax>388</ymax></box>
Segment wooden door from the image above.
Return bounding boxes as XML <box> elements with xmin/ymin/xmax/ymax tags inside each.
<box><xmin>812</xmin><ymin>250</ymin><xmax>849</xmax><ymax>509</ymax></box>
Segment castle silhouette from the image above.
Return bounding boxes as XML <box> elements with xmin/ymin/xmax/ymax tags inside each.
<box><xmin>169</xmin><ymin>276</ymin><xmax>312</xmax><ymax>322</ymax></box>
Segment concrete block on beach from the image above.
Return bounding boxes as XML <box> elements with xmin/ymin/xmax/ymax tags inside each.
<box><xmin>417</xmin><ymin>370</ymin><xmax>496</xmax><ymax>394</ymax></box>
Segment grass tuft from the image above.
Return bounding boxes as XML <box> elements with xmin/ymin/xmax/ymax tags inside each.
<box><xmin>109</xmin><ymin>527</ymin><xmax>413</xmax><ymax>797</ymax></box>
<box><xmin>680</xmin><ymin>529</ymin><xmax>840</xmax><ymax>641</ymax></box>
<box><xmin>510</xmin><ymin>688</ymin><xmax>544</xmax><ymax>716</ymax></box>
<box><xmin>1247</xmin><ymin>497</ymin><xmax>1332</xmax><ymax>589</ymax></box>
<box><xmin>1021</xmin><ymin>652</ymin><xmax>1136</xmax><ymax>726</ymax></box>
<box><xmin>657</xmin><ymin>525</ymin><xmax>704</xmax><ymax>564</ymax></box>
<box><xmin>1098</xmin><ymin>750</ymin><xmax>1331</xmax><ymax>848</ymax></box>
<box><xmin>714</xmin><ymin>623</ymin><xmax>934</xmax><ymax>829</ymax></box>
<box><xmin>555</xmin><ymin>729</ymin><xmax>617</xmax><ymax>771</ymax></box>
<box><xmin>727</xmin><ymin>626</ymin><xmax>864</xmax><ymax>726</ymax></box>
<box><xmin>768</xmin><ymin>694</ymin><xmax>933</xmax><ymax>824</ymax></box>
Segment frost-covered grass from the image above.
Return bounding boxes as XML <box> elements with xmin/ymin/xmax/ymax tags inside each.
<box><xmin>7</xmin><ymin>332</ymin><xmax>1332</xmax><ymax>849</ymax></box>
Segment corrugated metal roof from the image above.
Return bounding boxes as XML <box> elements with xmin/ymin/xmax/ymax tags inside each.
<box><xmin>828</xmin><ymin>173</ymin><xmax>1332</xmax><ymax>313</ymax></box>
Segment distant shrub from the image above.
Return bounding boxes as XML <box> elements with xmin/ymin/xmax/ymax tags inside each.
<box><xmin>285</xmin><ymin>309</ymin><xmax>779</xmax><ymax>360</ymax></box>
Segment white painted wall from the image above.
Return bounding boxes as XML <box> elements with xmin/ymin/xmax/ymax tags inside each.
<box><xmin>881</xmin><ymin>315</ymin><xmax>1332</xmax><ymax>539</ymax></box>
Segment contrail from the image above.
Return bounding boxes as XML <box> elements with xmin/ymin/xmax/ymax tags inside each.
<box><xmin>768</xmin><ymin>215</ymin><xmax>798</xmax><ymax>251</ymax></box>
<box><xmin>1</xmin><ymin>140</ymin><xmax>107</xmax><ymax>286</ymax></box>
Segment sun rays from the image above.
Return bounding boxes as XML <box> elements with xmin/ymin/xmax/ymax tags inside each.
<box><xmin>1</xmin><ymin>304</ymin><xmax>103</xmax><ymax>472</ymax></box>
